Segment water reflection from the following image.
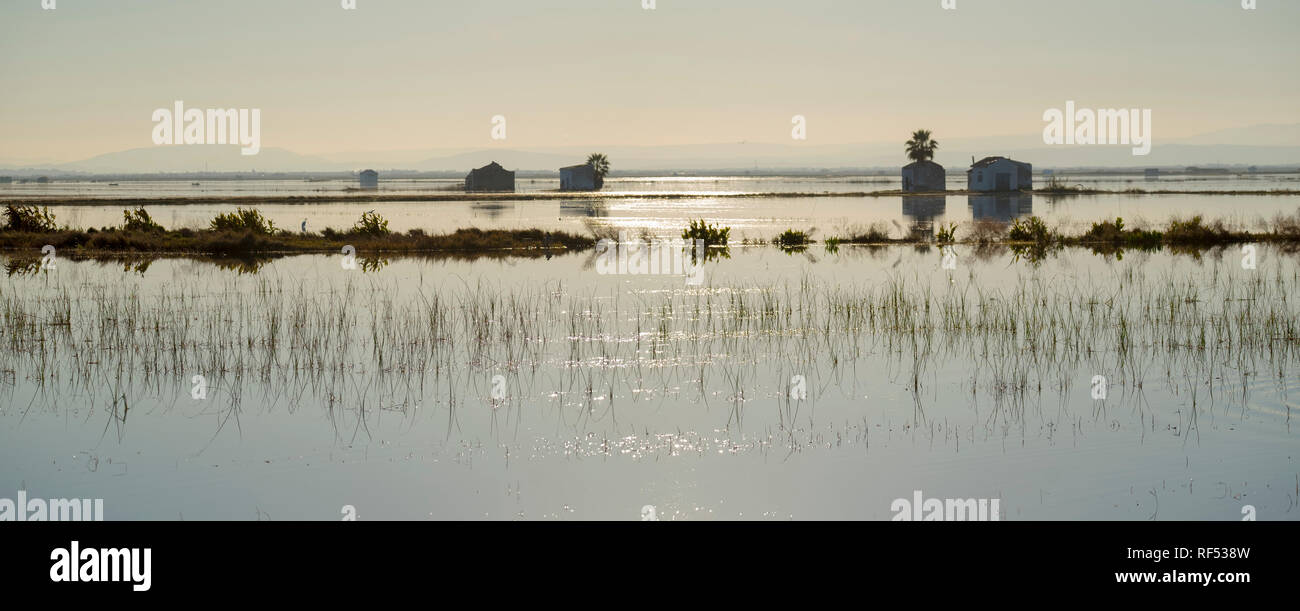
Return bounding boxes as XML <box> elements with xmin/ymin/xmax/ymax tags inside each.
<box><xmin>470</xmin><ymin>202</ymin><xmax>511</xmax><ymax>219</ymax></box>
<box><xmin>902</xmin><ymin>196</ymin><xmax>947</xmax><ymax>241</ymax></box>
<box><xmin>969</xmin><ymin>193</ymin><xmax>1033</xmax><ymax>222</ymax></box>
<box><xmin>4</xmin><ymin>258</ymin><xmax>43</xmax><ymax>277</ymax></box>
<box><xmin>123</xmin><ymin>259</ymin><xmax>153</xmax><ymax>275</ymax></box>
<box><xmin>559</xmin><ymin>200</ymin><xmax>608</xmax><ymax>218</ymax></box>
<box><xmin>4</xmin><ymin>247</ymin><xmax>1297</xmax><ymax>520</ymax></box>
<box><xmin>211</xmin><ymin>256</ymin><xmax>276</xmax><ymax>275</ymax></box>
<box><xmin>901</xmin><ymin>196</ymin><xmax>946</xmax><ymax>222</ymax></box>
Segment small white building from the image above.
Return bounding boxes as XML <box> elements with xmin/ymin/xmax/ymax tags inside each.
<box><xmin>560</xmin><ymin>164</ymin><xmax>602</xmax><ymax>191</ymax></box>
<box><xmin>966</xmin><ymin>156</ymin><xmax>1032</xmax><ymax>192</ymax></box>
<box><xmin>359</xmin><ymin>169</ymin><xmax>379</xmax><ymax>189</ymax></box>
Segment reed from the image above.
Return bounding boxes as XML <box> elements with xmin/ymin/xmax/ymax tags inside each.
<box><xmin>2</xmin><ymin>247</ymin><xmax>1295</xmax><ymax>453</ymax></box>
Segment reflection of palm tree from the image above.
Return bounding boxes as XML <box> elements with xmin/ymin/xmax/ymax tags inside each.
<box><xmin>905</xmin><ymin>130</ymin><xmax>939</xmax><ymax>163</ymax></box>
<box><xmin>586</xmin><ymin>153</ymin><xmax>610</xmax><ymax>179</ymax></box>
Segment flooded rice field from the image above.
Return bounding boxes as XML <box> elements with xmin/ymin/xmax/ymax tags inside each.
<box><xmin>19</xmin><ymin>192</ymin><xmax>1300</xmax><ymax>245</ymax></box>
<box><xmin>1</xmin><ymin>244</ymin><xmax>1297</xmax><ymax>520</ymax></box>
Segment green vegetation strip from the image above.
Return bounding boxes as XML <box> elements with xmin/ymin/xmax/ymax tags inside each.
<box><xmin>0</xmin><ymin>204</ymin><xmax>592</xmax><ymax>256</ymax></box>
<box><xmin>2</xmin><ymin>205</ymin><xmax>1300</xmax><ymax>257</ymax></box>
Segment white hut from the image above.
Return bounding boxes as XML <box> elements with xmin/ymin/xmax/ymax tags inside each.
<box><xmin>359</xmin><ymin>169</ymin><xmax>379</xmax><ymax>189</ymax></box>
<box><xmin>560</xmin><ymin>164</ymin><xmax>602</xmax><ymax>191</ymax></box>
<box><xmin>966</xmin><ymin>157</ymin><xmax>1032</xmax><ymax>192</ymax></box>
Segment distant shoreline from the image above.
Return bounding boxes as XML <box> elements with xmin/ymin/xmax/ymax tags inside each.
<box><xmin>1</xmin><ymin>168</ymin><xmax>1297</xmax><ymax>182</ymax></box>
<box><xmin>4</xmin><ymin>188</ymin><xmax>1300</xmax><ymax>207</ymax></box>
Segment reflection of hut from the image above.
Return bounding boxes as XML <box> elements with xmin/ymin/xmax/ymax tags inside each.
<box><xmin>968</xmin><ymin>194</ymin><xmax>1033</xmax><ymax>223</ymax></box>
<box><xmin>560</xmin><ymin>164</ymin><xmax>602</xmax><ymax>191</ymax></box>
<box><xmin>465</xmin><ymin>161</ymin><xmax>515</xmax><ymax>192</ymax></box>
<box><xmin>901</xmin><ymin>161</ymin><xmax>946</xmax><ymax>192</ymax></box>
<box><xmin>909</xmin><ymin>221</ymin><xmax>934</xmax><ymax>242</ymax></box>
<box><xmin>967</xmin><ymin>156</ymin><xmax>1031</xmax><ymax>192</ymax></box>
<box><xmin>902</xmin><ymin>196</ymin><xmax>947</xmax><ymax>222</ymax></box>
<box><xmin>470</xmin><ymin>202</ymin><xmax>510</xmax><ymax>219</ymax></box>
<box><xmin>559</xmin><ymin>200</ymin><xmax>608</xmax><ymax>218</ymax></box>
<box><xmin>359</xmin><ymin>169</ymin><xmax>379</xmax><ymax>189</ymax></box>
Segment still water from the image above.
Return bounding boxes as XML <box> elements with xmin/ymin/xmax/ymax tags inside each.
<box><xmin>23</xmin><ymin>193</ymin><xmax>1300</xmax><ymax>243</ymax></box>
<box><xmin>4</xmin><ymin>173</ymin><xmax>1298</xmax><ymax>201</ymax></box>
<box><xmin>1</xmin><ymin>246</ymin><xmax>1296</xmax><ymax>520</ymax></box>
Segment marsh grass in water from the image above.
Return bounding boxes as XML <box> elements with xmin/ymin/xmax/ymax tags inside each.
<box><xmin>773</xmin><ymin>228</ymin><xmax>813</xmax><ymax>249</ymax></box>
<box><xmin>4</xmin><ymin>250</ymin><xmax>1297</xmax><ymax>439</ymax></box>
<box><xmin>682</xmin><ymin>219</ymin><xmax>731</xmax><ymax>247</ymax></box>
<box><xmin>3</xmin><ymin>247</ymin><xmax>1298</xmax><ymax>519</ymax></box>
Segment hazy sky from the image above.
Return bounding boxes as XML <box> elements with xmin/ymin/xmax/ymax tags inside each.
<box><xmin>2</xmin><ymin>0</ymin><xmax>1297</xmax><ymax>163</ymax></box>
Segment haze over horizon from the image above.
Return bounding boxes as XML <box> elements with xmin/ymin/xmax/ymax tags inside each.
<box><xmin>2</xmin><ymin>0</ymin><xmax>1297</xmax><ymax>168</ymax></box>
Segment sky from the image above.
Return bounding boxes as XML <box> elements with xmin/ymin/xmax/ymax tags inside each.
<box><xmin>1</xmin><ymin>0</ymin><xmax>1297</xmax><ymax>164</ymax></box>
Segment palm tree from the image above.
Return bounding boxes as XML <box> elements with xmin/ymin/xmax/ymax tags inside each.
<box><xmin>904</xmin><ymin>130</ymin><xmax>939</xmax><ymax>163</ymax></box>
<box><xmin>586</xmin><ymin>153</ymin><xmax>610</xmax><ymax>179</ymax></box>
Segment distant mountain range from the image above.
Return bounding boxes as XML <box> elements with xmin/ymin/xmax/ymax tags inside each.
<box><xmin>4</xmin><ymin>124</ymin><xmax>1298</xmax><ymax>176</ymax></box>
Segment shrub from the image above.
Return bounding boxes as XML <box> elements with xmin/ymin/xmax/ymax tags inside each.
<box><xmin>682</xmin><ymin>219</ymin><xmax>730</xmax><ymax>247</ymax></box>
<box><xmin>773</xmin><ymin>229</ymin><xmax>811</xmax><ymax>248</ymax></box>
<box><xmin>54</xmin><ymin>231</ymin><xmax>89</xmax><ymax>248</ymax></box>
<box><xmin>204</xmin><ymin>231</ymin><xmax>274</xmax><ymax>255</ymax></box>
<box><xmin>935</xmin><ymin>223</ymin><xmax>958</xmax><ymax>243</ymax></box>
<box><xmin>1083</xmin><ymin>216</ymin><xmax>1125</xmax><ymax>242</ymax></box>
<box><xmin>121</xmin><ymin>206</ymin><xmax>164</xmax><ymax>232</ymax></box>
<box><xmin>209</xmin><ymin>208</ymin><xmax>276</xmax><ymax>234</ymax></box>
<box><xmin>4</xmin><ymin>204</ymin><xmax>58</xmax><ymax>232</ymax></box>
<box><xmin>1165</xmin><ymin>215</ymin><xmax>1231</xmax><ymax>244</ymax></box>
<box><xmin>1008</xmin><ymin>216</ymin><xmax>1054</xmax><ymax>244</ymax></box>
<box><xmin>352</xmin><ymin>210</ymin><xmax>390</xmax><ymax>236</ymax></box>
<box><xmin>1082</xmin><ymin>217</ymin><xmax>1162</xmax><ymax>247</ymax></box>
<box><xmin>1273</xmin><ymin>208</ymin><xmax>1300</xmax><ymax>238</ymax></box>
<box><xmin>836</xmin><ymin>222</ymin><xmax>892</xmax><ymax>243</ymax></box>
